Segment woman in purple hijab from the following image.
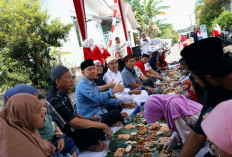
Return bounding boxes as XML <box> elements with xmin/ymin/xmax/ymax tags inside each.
<box><xmin>144</xmin><ymin>94</ymin><xmax>202</xmax><ymax>150</ymax></box>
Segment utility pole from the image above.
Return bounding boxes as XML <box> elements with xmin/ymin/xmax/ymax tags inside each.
<box><xmin>189</xmin><ymin>14</ymin><xmax>193</xmax><ymax>31</ymax></box>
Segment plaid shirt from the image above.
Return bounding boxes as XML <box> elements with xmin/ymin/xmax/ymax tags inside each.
<box><xmin>47</xmin><ymin>89</ymin><xmax>77</xmax><ymax>135</ymax></box>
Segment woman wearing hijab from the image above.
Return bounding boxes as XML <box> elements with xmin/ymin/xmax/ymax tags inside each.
<box><xmin>0</xmin><ymin>93</ymin><xmax>55</xmax><ymax>157</ymax></box>
<box><xmin>149</xmin><ymin>51</ymin><xmax>161</xmax><ymax>73</ymax></box>
<box><xmin>201</xmin><ymin>99</ymin><xmax>232</xmax><ymax>157</ymax></box>
<box><xmin>3</xmin><ymin>84</ymin><xmax>38</xmax><ymax>107</ymax></box>
<box><xmin>157</xmin><ymin>51</ymin><xmax>168</xmax><ymax>69</ymax></box>
<box><xmin>144</xmin><ymin>94</ymin><xmax>202</xmax><ymax>150</ymax></box>
<box><xmin>213</xmin><ymin>23</ymin><xmax>222</xmax><ymax>37</ymax></box>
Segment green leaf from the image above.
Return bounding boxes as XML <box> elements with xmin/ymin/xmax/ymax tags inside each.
<box><xmin>0</xmin><ymin>0</ymin><xmax>72</xmax><ymax>90</ymax></box>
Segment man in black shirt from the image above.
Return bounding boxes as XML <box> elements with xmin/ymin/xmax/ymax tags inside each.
<box><xmin>191</xmin><ymin>28</ymin><xmax>198</xmax><ymax>43</ymax></box>
<box><xmin>47</xmin><ymin>65</ymin><xmax>113</xmax><ymax>152</ymax></box>
<box><xmin>180</xmin><ymin>37</ymin><xmax>232</xmax><ymax>157</ymax></box>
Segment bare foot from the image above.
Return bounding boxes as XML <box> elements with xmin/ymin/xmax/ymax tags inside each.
<box><xmin>87</xmin><ymin>140</ymin><xmax>107</xmax><ymax>152</ymax></box>
<box><xmin>121</xmin><ymin>112</ymin><xmax>128</xmax><ymax>118</ymax></box>
<box><xmin>112</xmin><ymin>121</ymin><xmax>123</xmax><ymax>127</ymax></box>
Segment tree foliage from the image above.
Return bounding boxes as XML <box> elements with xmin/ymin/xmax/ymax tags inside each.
<box><xmin>0</xmin><ymin>50</ymin><xmax>32</xmax><ymax>90</ymax></box>
<box><xmin>0</xmin><ymin>0</ymin><xmax>72</xmax><ymax>91</ymax></box>
<box><xmin>129</xmin><ymin>0</ymin><xmax>168</xmax><ymax>34</ymax></box>
<box><xmin>212</xmin><ymin>10</ymin><xmax>232</xmax><ymax>31</ymax></box>
<box><xmin>126</xmin><ymin>0</ymin><xmax>178</xmax><ymax>41</ymax></box>
<box><xmin>155</xmin><ymin>21</ymin><xmax>179</xmax><ymax>42</ymax></box>
<box><xmin>194</xmin><ymin>0</ymin><xmax>224</xmax><ymax>33</ymax></box>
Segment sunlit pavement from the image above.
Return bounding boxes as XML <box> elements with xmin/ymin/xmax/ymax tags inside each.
<box><xmin>166</xmin><ymin>44</ymin><xmax>182</xmax><ymax>63</ymax></box>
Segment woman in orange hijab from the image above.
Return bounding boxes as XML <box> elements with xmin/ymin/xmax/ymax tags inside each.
<box><xmin>0</xmin><ymin>93</ymin><xmax>55</xmax><ymax>157</ymax></box>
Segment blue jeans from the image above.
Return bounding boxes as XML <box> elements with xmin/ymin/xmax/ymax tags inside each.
<box><xmin>51</xmin><ymin>136</ymin><xmax>79</xmax><ymax>157</ymax></box>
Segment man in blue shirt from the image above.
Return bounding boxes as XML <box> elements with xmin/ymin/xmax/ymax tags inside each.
<box><xmin>76</xmin><ymin>59</ymin><xmax>135</xmax><ymax>127</ymax></box>
<box><xmin>121</xmin><ymin>55</ymin><xmax>142</xmax><ymax>90</ymax></box>
<box><xmin>121</xmin><ymin>54</ymin><xmax>157</xmax><ymax>94</ymax></box>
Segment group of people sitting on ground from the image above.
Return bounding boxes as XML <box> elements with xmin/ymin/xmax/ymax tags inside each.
<box><xmin>1</xmin><ymin>37</ymin><xmax>232</xmax><ymax>157</ymax></box>
<box><xmin>115</xmin><ymin>34</ymin><xmax>169</xmax><ymax>72</ymax></box>
<box><xmin>144</xmin><ymin>37</ymin><xmax>232</xmax><ymax>157</ymax></box>
<box><xmin>0</xmin><ymin>53</ymin><xmax>156</xmax><ymax>156</ymax></box>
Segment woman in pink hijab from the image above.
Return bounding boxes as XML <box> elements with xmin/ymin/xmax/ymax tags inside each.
<box><xmin>0</xmin><ymin>93</ymin><xmax>55</xmax><ymax>157</ymax></box>
<box><xmin>144</xmin><ymin>94</ymin><xmax>202</xmax><ymax>150</ymax></box>
<box><xmin>201</xmin><ymin>99</ymin><xmax>232</xmax><ymax>157</ymax></box>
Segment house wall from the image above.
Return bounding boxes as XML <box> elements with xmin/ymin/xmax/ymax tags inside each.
<box><xmin>42</xmin><ymin>0</ymin><xmax>104</xmax><ymax>67</ymax></box>
<box><xmin>87</xmin><ymin>21</ymin><xmax>105</xmax><ymax>44</ymax></box>
<box><xmin>84</xmin><ymin>2</ymin><xmax>105</xmax><ymax>44</ymax></box>
<box><xmin>42</xmin><ymin>0</ymin><xmax>137</xmax><ymax>67</ymax></box>
<box><xmin>41</xmin><ymin>0</ymin><xmax>83</xmax><ymax>67</ymax></box>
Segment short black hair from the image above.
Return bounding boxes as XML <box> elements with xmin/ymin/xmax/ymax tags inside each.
<box><xmin>142</xmin><ymin>54</ymin><xmax>150</xmax><ymax>58</ymax></box>
<box><xmin>151</xmin><ymin>51</ymin><xmax>158</xmax><ymax>57</ymax></box>
<box><xmin>162</xmin><ymin>51</ymin><xmax>166</xmax><ymax>57</ymax></box>
<box><xmin>124</xmin><ymin>54</ymin><xmax>135</xmax><ymax>62</ymax></box>
<box><xmin>38</xmin><ymin>94</ymin><xmax>45</xmax><ymax>100</ymax></box>
<box><xmin>115</xmin><ymin>37</ymin><xmax>119</xmax><ymax>41</ymax></box>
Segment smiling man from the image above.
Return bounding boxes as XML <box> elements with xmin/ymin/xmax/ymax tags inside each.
<box><xmin>103</xmin><ymin>56</ymin><xmax>148</xmax><ymax>106</ymax></box>
<box><xmin>75</xmin><ymin>59</ymin><xmax>135</xmax><ymax>127</ymax></box>
<box><xmin>121</xmin><ymin>54</ymin><xmax>157</xmax><ymax>94</ymax></box>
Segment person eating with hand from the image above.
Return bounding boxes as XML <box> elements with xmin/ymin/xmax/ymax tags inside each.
<box><xmin>103</xmin><ymin>56</ymin><xmax>148</xmax><ymax>106</ymax></box>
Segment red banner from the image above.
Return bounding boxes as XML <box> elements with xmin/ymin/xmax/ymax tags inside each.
<box><xmin>118</xmin><ymin>0</ymin><xmax>132</xmax><ymax>55</ymax></box>
<box><xmin>73</xmin><ymin>0</ymin><xmax>92</xmax><ymax>60</ymax></box>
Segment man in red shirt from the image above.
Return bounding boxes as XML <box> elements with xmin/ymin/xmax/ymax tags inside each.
<box><xmin>135</xmin><ymin>54</ymin><xmax>157</xmax><ymax>79</ymax></box>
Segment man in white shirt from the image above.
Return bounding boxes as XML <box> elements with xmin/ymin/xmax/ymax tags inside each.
<box><xmin>114</xmin><ymin>37</ymin><xmax>126</xmax><ymax>71</ymax></box>
<box><xmin>103</xmin><ymin>56</ymin><xmax>148</xmax><ymax>106</ymax></box>
<box><xmin>140</xmin><ymin>32</ymin><xmax>152</xmax><ymax>55</ymax></box>
<box><xmin>145</xmin><ymin>62</ymin><xmax>162</xmax><ymax>78</ymax></box>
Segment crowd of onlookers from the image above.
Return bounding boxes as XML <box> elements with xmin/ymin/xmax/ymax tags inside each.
<box><xmin>179</xmin><ymin>23</ymin><xmax>225</xmax><ymax>52</ymax></box>
<box><xmin>1</xmin><ymin>35</ymin><xmax>232</xmax><ymax>157</ymax></box>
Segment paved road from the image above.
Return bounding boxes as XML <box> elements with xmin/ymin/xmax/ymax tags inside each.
<box><xmin>166</xmin><ymin>43</ymin><xmax>181</xmax><ymax>63</ymax></box>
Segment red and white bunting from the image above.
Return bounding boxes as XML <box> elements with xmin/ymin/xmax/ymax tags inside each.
<box><xmin>108</xmin><ymin>0</ymin><xmax>118</xmax><ymax>47</ymax></box>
